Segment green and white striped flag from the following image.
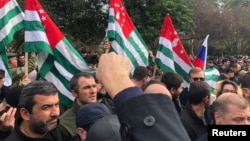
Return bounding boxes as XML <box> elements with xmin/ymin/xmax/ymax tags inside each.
<box><xmin>156</xmin><ymin>14</ymin><xmax>193</xmax><ymax>87</ymax></box>
<box><xmin>0</xmin><ymin>0</ymin><xmax>24</xmax><ymax>86</ymax></box>
<box><xmin>205</xmin><ymin>67</ymin><xmax>220</xmax><ymax>94</ymax></box>
<box><xmin>24</xmin><ymin>0</ymin><xmax>95</xmax><ymax>107</ymax></box>
<box><xmin>107</xmin><ymin>0</ymin><xmax>149</xmax><ymax>74</ymax></box>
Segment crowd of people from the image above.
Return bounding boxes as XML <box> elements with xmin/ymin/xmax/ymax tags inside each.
<box><xmin>0</xmin><ymin>49</ymin><xmax>250</xmax><ymax>141</ymax></box>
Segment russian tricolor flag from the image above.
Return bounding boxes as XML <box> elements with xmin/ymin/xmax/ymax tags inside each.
<box><xmin>193</xmin><ymin>34</ymin><xmax>209</xmax><ymax>70</ymax></box>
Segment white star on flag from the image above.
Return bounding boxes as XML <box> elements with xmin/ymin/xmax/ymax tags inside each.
<box><xmin>41</xmin><ymin>16</ymin><xmax>46</xmax><ymax>21</ymax></box>
<box><xmin>39</xmin><ymin>9</ymin><xmax>44</xmax><ymax>13</ymax></box>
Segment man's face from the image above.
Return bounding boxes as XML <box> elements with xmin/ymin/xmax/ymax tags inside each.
<box><xmin>189</xmin><ymin>71</ymin><xmax>205</xmax><ymax>83</ymax></box>
<box><xmin>9</xmin><ymin>57</ymin><xmax>18</xmax><ymax>68</ymax></box>
<box><xmin>28</xmin><ymin>94</ymin><xmax>60</xmax><ymax>134</ymax></box>
<box><xmin>172</xmin><ymin>83</ymin><xmax>183</xmax><ymax>98</ymax></box>
<box><xmin>225</xmin><ymin>61</ymin><xmax>230</xmax><ymax>67</ymax></box>
<box><xmin>75</xmin><ymin>77</ymin><xmax>97</xmax><ymax>105</ymax></box>
<box><xmin>19</xmin><ymin>56</ymin><xmax>25</xmax><ymax>64</ymax></box>
<box><xmin>215</xmin><ymin>104</ymin><xmax>250</xmax><ymax>125</ymax></box>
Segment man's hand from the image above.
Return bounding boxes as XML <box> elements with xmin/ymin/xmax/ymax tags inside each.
<box><xmin>96</xmin><ymin>52</ymin><xmax>134</xmax><ymax>99</ymax></box>
<box><xmin>0</xmin><ymin>107</ymin><xmax>16</xmax><ymax>131</ymax></box>
<box><xmin>22</xmin><ymin>74</ymin><xmax>31</xmax><ymax>86</ymax></box>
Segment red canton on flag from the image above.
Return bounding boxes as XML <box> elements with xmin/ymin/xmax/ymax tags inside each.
<box><xmin>108</xmin><ymin>0</ymin><xmax>149</xmax><ymax>74</ymax></box>
<box><xmin>156</xmin><ymin>14</ymin><xmax>193</xmax><ymax>86</ymax></box>
<box><xmin>24</xmin><ymin>0</ymin><xmax>95</xmax><ymax>107</ymax></box>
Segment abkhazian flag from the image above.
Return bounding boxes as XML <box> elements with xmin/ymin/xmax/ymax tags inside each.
<box><xmin>0</xmin><ymin>0</ymin><xmax>24</xmax><ymax>86</ymax></box>
<box><xmin>193</xmin><ymin>34</ymin><xmax>209</xmax><ymax>70</ymax></box>
<box><xmin>107</xmin><ymin>0</ymin><xmax>149</xmax><ymax>74</ymax></box>
<box><xmin>24</xmin><ymin>0</ymin><xmax>95</xmax><ymax>107</ymax></box>
<box><xmin>205</xmin><ymin>67</ymin><xmax>220</xmax><ymax>94</ymax></box>
<box><xmin>156</xmin><ymin>14</ymin><xmax>193</xmax><ymax>86</ymax></box>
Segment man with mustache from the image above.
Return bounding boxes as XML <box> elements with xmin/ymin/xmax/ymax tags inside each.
<box><xmin>4</xmin><ymin>80</ymin><xmax>62</xmax><ymax>141</ymax></box>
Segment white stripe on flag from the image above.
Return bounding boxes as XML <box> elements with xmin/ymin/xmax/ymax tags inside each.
<box><xmin>0</xmin><ymin>13</ymin><xmax>24</xmax><ymax>41</ymax></box>
<box><xmin>24</xmin><ymin>10</ymin><xmax>41</xmax><ymax>22</ymax></box>
<box><xmin>37</xmin><ymin>52</ymin><xmax>47</xmax><ymax>70</ymax></box>
<box><xmin>109</xmin><ymin>22</ymin><xmax>146</xmax><ymax>66</ymax></box>
<box><xmin>109</xmin><ymin>8</ymin><xmax>114</xmax><ymax>16</ymax></box>
<box><xmin>25</xmin><ymin>31</ymin><xmax>49</xmax><ymax>43</ymax></box>
<box><xmin>156</xmin><ymin>51</ymin><xmax>175</xmax><ymax>70</ymax></box>
<box><xmin>54</xmin><ymin>61</ymin><xmax>73</xmax><ymax>81</ymax></box>
<box><xmin>0</xmin><ymin>57</ymin><xmax>11</xmax><ymax>86</ymax></box>
<box><xmin>0</xmin><ymin>1</ymin><xmax>16</xmax><ymax>19</ymax></box>
<box><xmin>44</xmin><ymin>71</ymin><xmax>74</xmax><ymax>101</ymax></box>
<box><xmin>205</xmin><ymin>69</ymin><xmax>220</xmax><ymax>76</ymax></box>
<box><xmin>130</xmin><ymin>31</ymin><xmax>148</xmax><ymax>59</ymax></box>
<box><xmin>159</xmin><ymin>37</ymin><xmax>172</xmax><ymax>51</ymax></box>
<box><xmin>111</xmin><ymin>40</ymin><xmax>135</xmax><ymax>73</ymax></box>
<box><xmin>55</xmin><ymin>40</ymin><xmax>93</xmax><ymax>72</ymax></box>
<box><xmin>206</xmin><ymin>79</ymin><xmax>217</xmax><ymax>89</ymax></box>
<box><xmin>173</xmin><ymin>53</ymin><xmax>192</xmax><ymax>74</ymax></box>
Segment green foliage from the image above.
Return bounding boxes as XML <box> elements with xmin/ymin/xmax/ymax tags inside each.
<box><xmin>123</xmin><ymin>0</ymin><xmax>195</xmax><ymax>50</ymax></box>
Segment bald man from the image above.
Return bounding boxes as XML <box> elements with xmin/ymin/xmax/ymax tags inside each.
<box><xmin>143</xmin><ymin>80</ymin><xmax>172</xmax><ymax>99</ymax></box>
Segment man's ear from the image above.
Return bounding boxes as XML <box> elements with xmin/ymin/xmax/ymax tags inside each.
<box><xmin>213</xmin><ymin>111</ymin><xmax>221</xmax><ymax>124</ymax></box>
<box><xmin>19</xmin><ymin>108</ymin><xmax>30</xmax><ymax>121</ymax></box>
<box><xmin>71</xmin><ymin>90</ymin><xmax>78</xmax><ymax>98</ymax></box>
<box><xmin>170</xmin><ymin>87</ymin><xmax>175</xmax><ymax>95</ymax></box>
<box><xmin>77</xmin><ymin>127</ymin><xmax>87</xmax><ymax>140</ymax></box>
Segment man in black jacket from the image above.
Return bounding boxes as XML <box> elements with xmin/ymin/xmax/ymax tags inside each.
<box><xmin>96</xmin><ymin>52</ymin><xmax>191</xmax><ymax>141</ymax></box>
<box><xmin>4</xmin><ymin>81</ymin><xmax>62</xmax><ymax>141</ymax></box>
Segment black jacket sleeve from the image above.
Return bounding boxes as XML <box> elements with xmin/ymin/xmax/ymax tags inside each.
<box><xmin>116</xmin><ymin>94</ymin><xmax>191</xmax><ymax>141</ymax></box>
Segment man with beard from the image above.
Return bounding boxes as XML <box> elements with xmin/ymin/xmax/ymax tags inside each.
<box><xmin>4</xmin><ymin>80</ymin><xmax>62</xmax><ymax>141</ymax></box>
<box><xmin>93</xmin><ymin>73</ymin><xmax>115</xmax><ymax>114</ymax></box>
<box><xmin>161</xmin><ymin>72</ymin><xmax>184</xmax><ymax>114</ymax></box>
<box><xmin>180</xmin><ymin>81</ymin><xmax>213</xmax><ymax>141</ymax></box>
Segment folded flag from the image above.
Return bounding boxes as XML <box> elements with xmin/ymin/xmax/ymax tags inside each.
<box><xmin>0</xmin><ymin>0</ymin><xmax>24</xmax><ymax>86</ymax></box>
<box><xmin>193</xmin><ymin>34</ymin><xmax>209</xmax><ymax>70</ymax></box>
<box><xmin>24</xmin><ymin>0</ymin><xmax>95</xmax><ymax>107</ymax></box>
<box><xmin>107</xmin><ymin>0</ymin><xmax>149</xmax><ymax>74</ymax></box>
<box><xmin>156</xmin><ymin>14</ymin><xmax>193</xmax><ymax>86</ymax></box>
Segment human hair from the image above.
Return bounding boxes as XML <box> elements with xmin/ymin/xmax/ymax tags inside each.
<box><xmin>215</xmin><ymin>80</ymin><xmax>238</xmax><ymax>97</ymax></box>
<box><xmin>132</xmin><ymin>66</ymin><xmax>149</xmax><ymax>81</ymax></box>
<box><xmin>188</xmin><ymin>67</ymin><xmax>203</xmax><ymax>77</ymax></box>
<box><xmin>18</xmin><ymin>80</ymin><xmax>58</xmax><ymax>113</ymax></box>
<box><xmin>0</xmin><ymin>69</ymin><xmax>5</xmax><ymax>78</ymax></box>
<box><xmin>240</xmin><ymin>72</ymin><xmax>250</xmax><ymax>88</ymax></box>
<box><xmin>70</xmin><ymin>72</ymin><xmax>94</xmax><ymax>92</ymax></box>
<box><xmin>189</xmin><ymin>81</ymin><xmax>210</xmax><ymax>105</ymax></box>
<box><xmin>222</xmin><ymin>58</ymin><xmax>229</xmax><ymax>64</ymax></box>
<box><xmin>161</xmin><ymin>72</ymin><xmax>183</xmax><ymax>90</ymax></box>
<box><xmin>212</xmin><ymin>93</ymin><xmax>249</xmax><ymax>117</ymax></box>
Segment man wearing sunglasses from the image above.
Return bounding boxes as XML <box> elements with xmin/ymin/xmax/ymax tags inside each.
<box><xmin>179</xmin><ymin>67</ymin><xmax>206</xmax><ymax>106</ymax></box>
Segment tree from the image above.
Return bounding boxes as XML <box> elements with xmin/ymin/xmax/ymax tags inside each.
<box><xmin>193</xmin><ymin>0</ymin><xmax>250</xmax><ymax>56</ymax></box>
<box><xmin>123</xmin><ymin>0</ymin><xmax>194</xmax><ymax>50</ymax></box>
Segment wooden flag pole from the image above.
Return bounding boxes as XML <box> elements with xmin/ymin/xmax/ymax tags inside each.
<box><xmin>152</xmin><ymin>64</ymin><xmax>157</xmax><ymax>79</ymax></box>
<box><xmin>24</xmin><ymin>52</ymin><xmax>29</xmax><ymax>75</ymax></box>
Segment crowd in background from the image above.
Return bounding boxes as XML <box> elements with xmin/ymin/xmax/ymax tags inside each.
<box><xmin>0</xmin><ymin>49</ymin><xmax>250</xmax><ymax>141</ymax></box>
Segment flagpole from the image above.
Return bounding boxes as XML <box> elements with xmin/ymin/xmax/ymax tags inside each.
<box><xmin>24</xmin><ymin>52</ymin><xmax>28</xmax><ymax>75</ymax></box>
<box><xmin>152</xmin><ymin>64</ymin><xmax>157</xmax><ymax>79</ymax></box>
